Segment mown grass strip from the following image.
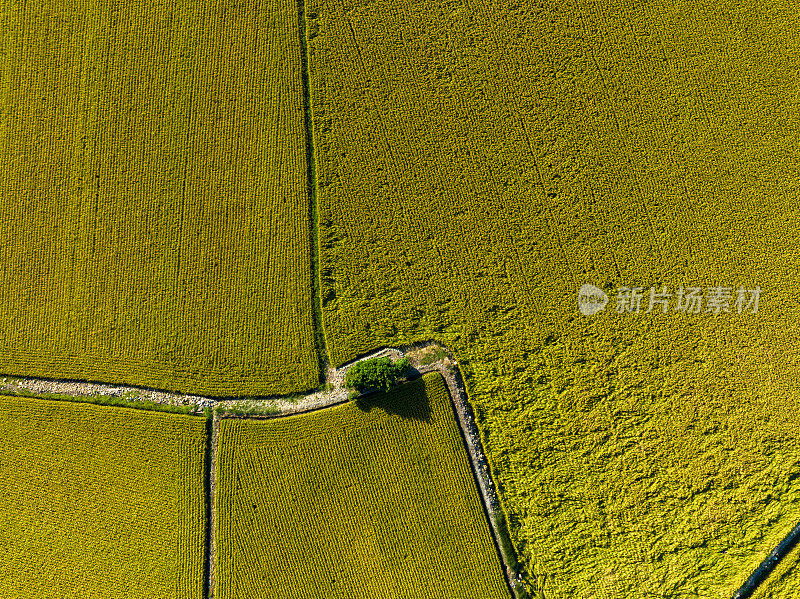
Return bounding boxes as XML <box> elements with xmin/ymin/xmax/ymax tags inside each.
<box><xmin>297</xmin><ymin>0</ymin><xmax>329</xmax><ymax>385</ymax></box>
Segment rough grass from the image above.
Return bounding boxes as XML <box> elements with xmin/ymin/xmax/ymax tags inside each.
<box><xmin>0</xmin><ymin>395</ymin><xmax>207</xmax><ymax>598</ymax></box>
<box><xmin>0</xmin><ymin>0</ymin><xmax>318</xmax><ymax>396</ymax></box>
<box><xmin>214</xmin><ymin>373</ymin><xmax>509</xmax><ymax>599</ymax></box>
<box><xmin>307</xmin><ymin>0</ymin><xmax>800</xmax><ymax>594</ymax></box>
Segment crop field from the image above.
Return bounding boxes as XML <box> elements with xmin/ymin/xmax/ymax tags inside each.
<box><xmin>0</xmin><ymin>0</ymin><xmax>318</xmax><ymax>395</ymax></box>
<box><xmin>0</xmin><ymin>395</ymin><xmax>207</xmax><ymax>598</ymax></box>
<box><xmin>214</xmin><ymin>373</ymin><xmax>509</xmax><ymax>599</ymax></box>
<box><xmin>307</xmin><ymin>0</ymin><xmax>800</xmax><ymax>595</ymax></box>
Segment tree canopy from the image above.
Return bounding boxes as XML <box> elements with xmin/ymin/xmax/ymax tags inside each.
<box><xmin>344</xmin><ymin>356</ymin><xmax>411</xmax><ymax>394</ymax></box>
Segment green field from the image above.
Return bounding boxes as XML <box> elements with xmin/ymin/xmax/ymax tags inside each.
<box><xmin>307</xmin><ymin>0</ymin><xmax>800</xmax><ymax>595</ymax></box>
<box><xmin>215</xmin><ymin>373</ymin><xmax>509</xmax><ymax>599</ymax></box>
<box><xmin>0</xmin><ymin>395</ymin><xmax>207</xmax><ymax>598</ymax></box>
<box><xmin>0</xmin><ymin>0</ymin><xmax>318</xmax><ymax>395</ymax></box>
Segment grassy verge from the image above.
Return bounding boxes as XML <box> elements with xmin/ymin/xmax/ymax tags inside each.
<box><xmin>297</xmin><ymin>0</ymin><xmax>329</xmax><ymax>386</ymax></box>
<box><xmin>214</xmin><ymin>402</ymin><xmax>282</xmax><ymax>418</ymax></box>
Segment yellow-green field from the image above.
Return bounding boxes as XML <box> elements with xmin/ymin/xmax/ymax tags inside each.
<box><xmin>0</xmin><ymin>0</ymin><xmax>317</xmax><ymax>395</ymax></box>
<box><xmin>214</xmin><ymin>373</ymin><xmax>509</xmax><ymax>599</ymax></box>
<box><xmin>307</xmin><ymin>0</ymin><xmax>800</xmax><ymax>595</ymax></box>
<box><xmin>0</xmin><ymin>395</ymin><xmax>207</xmax><ymax>598</ymax></box>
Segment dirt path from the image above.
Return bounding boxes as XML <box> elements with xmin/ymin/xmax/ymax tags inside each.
<box><xmin>0</xmin><ymin>347</ymin><xmax>402</xmax><ymax>415</ymax></box>
<box><xmin>0</xmin><ymin>375</ymin><xmax>215</xmax><ymax>410</ymax></box>
<box><xmin>1</xmin><ymin>342</ymin><xmax>525</xmax><ymax>599</ymax></box>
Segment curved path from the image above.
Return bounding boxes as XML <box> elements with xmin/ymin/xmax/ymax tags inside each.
<box><xmin>0</xmin><ymin>341</ymin><xmax>527</xmax><ymax>599</ymax></box>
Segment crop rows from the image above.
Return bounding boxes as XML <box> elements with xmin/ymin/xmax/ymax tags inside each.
<box><xmin>0</xmin><ymin>0</ymin><xmax>318</xmax><ymax>396</ymax></box>
<box><xmin>0</xmin><ymin>395</ymin><xmax>207</xmax><ymax>598</ymax></box>
<box><xmin>307</xmin><ymin>0</ymin><xmax>800</xmax><ymax>595</ymax></box>
<box><xmin>214</xmin><ymin>373</ymin><xmax>509</xmax><ymax>598</ymax></box>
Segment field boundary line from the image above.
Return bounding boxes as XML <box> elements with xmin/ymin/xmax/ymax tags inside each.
<box><xmin>20</xmin><ymin>341</ymin><xmax>792</xmax><ymax>599</ymax></box>
<box><xmin>414</xmin><ymin>348</ymin><xmax>527</xmax><ymax>598</ymax></box>
<box><xmin>731</xmin><ymin>520</ymin><xmax>800</xmax><ymax>599</ymax></box>
<box><xmin>205</xmin><ymin>412</ymin><xmax>220</xmax><ymax>599</ymax></box>
<box><xmin>296</xmin><ymin>0</ymin><xmax>330</xmax><ymax>384</ymax></box>
<box><xmin>214</xmin><ymin>341</ymin><xmax>528</xmax><ymax>598</ymax></box>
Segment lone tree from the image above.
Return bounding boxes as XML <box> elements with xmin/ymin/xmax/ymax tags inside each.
<box><xmin>344</xmin><ymin>356</ymin><xmax>411</xmax><ymax>395</ymax></box>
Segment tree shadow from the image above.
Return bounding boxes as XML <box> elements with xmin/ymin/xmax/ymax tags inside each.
<box><xmin>354</xmin><ymin>374</ymin><xmax>431</xmax><ymax>422</ymax></box>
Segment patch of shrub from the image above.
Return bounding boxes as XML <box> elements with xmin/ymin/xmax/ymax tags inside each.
<box><xmin>345</xmin><ymin>357</ymin><xmax>411</xmax><ymax>395</ymax></box>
